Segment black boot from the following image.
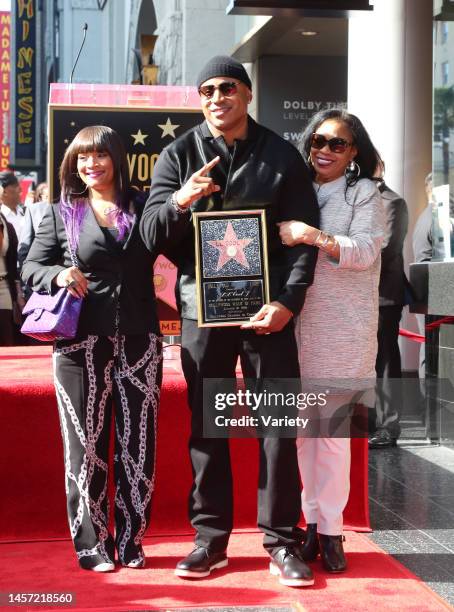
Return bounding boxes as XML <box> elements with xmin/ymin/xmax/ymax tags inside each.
<box><xmin>297</xmin><ymin>523</ymin><xmax>319</xmax><ymax>562</ymax></box>
<box><xmin>318</xmin><ymin>534</ymin><xmax>347</xmax><ymax>573</ymax></box>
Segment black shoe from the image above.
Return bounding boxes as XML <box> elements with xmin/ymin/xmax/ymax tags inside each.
<box><xmin>297</xmin><ymin>523</ymin><xmax>319</xmax><ymax>562</ymax></box>
<box><xmin>175</xmin><ymin>546</ymin><xmax>228</xmax><ymax>578</ymax></box>
<box><xmin>318</xmin><ymin>534</ymin><xmax>347</xmax><ymax>573</ymax></box>
<box><xmin>120</xmin><ymin>547</ymin><xmax>145</xmax><ymax>568</ymax></box>
<box><xmin>368</xmin><ymin>429</ymin><xmax>398</xmax><ymax>449</ymax></box>
<box><xmin>269</xmin><ymin>546</ymin><xmax>314</xmax><ymax>587</ymax></box>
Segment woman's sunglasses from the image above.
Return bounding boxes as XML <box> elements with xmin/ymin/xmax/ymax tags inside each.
<box><xmin>198</xmin><ymin>81</ymin><xmax>238</xmax><ymax>99</ymax></box>
<box><xmin>310</xmin><ymin>133</ymin><xmax>352</xmax><ymax>154</ymax></box>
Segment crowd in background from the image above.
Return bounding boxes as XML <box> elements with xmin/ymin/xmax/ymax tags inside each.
<box><xmin>0</xmin><ymin>173</ymin><xmax>49</xmax><ymax>344</ymax></box>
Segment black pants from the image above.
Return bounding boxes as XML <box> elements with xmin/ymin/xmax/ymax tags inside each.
<box><xmin>0</xmin><ymin>309</ymin><xmax>14</xmax><ymax>345</ymax></box>
<box><xmin>374</xmin><ymin>305</ymin><xmax>403</xmax><ymax>437</ymax></box>
<box><xmin>53</xmin><ymin>333</ymin><xmax>162</xmax><ymax>568</ymax></box>
<box><xmin>181</xmin><ymin>318</ymin><xmax>303</xmax><ymax>555</ymax></box>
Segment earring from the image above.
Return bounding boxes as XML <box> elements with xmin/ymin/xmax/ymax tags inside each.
<box><xmin>70</xmin><ymin>185</ymin><xmax>88</xmax><ymax>196</ymax></box>
<box><xmin>346</xmin><ymin>159</ymin><xmax>360</xmax><ymax>178</ymax></box>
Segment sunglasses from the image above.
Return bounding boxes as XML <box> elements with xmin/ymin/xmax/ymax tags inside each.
<box><xmin>310</xmin><ymin>133</ymin><xmax>352</xmax><ymax>154</ymax></box>
<box><xmin>198</xmin><ymin>81</ymin><xmax>238</xmax><ymax>99</ymax></box>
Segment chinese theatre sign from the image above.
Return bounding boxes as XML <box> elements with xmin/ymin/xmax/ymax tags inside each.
<box><xmin>12</xmin><ymin>0</ymin><xmax>39</xmax><ymax>167</ymax></box>
<box><xmin>0</xmin><ymin>11</ymin><xmax>10</xmax><ymax>170</ymax></box>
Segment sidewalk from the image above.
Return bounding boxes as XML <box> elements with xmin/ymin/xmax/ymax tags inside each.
<box><xmin>368</xmin><ymin>442</ymin><xmax>454</xmax><ymax>606</ymax></box>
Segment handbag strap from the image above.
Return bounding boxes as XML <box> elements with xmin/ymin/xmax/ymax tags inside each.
<box><xmin>63</xmin><ymin>227</ymin><xmax>79</xmax><ymax>269</ymax></box>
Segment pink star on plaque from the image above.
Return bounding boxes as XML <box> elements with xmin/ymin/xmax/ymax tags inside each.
<box><xmin>208</xmin><ymin>222</ymin><xmax>253</xmax><ymax>271</ymax></box>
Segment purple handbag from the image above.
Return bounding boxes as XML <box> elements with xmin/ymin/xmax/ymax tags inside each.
<box><xmin>21</xmin><ymin>288</ymin><xmax>82</xmax><ymax>341</ymax></box>
<box><xmin>21</xmin><ymin>228</ymin><xmax>83</xmax><ymax>342</ymax></box>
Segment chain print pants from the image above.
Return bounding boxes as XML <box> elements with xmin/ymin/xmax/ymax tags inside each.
<box><xmin>53</xmin><ymin>332</ymin><xmax>162</xmax><ymax>569</ymax></box>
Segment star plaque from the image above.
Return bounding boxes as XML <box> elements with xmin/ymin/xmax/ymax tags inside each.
<box><xmin>193</xmin><ymin>210</ymin><xmax>270</xmax><ymax>327</ymax></box>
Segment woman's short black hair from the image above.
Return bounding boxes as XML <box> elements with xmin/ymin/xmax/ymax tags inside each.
<box><xmin>299</xmin><ymin>108</ymin><xmax>383</xmax><ymax>185</ymax></box>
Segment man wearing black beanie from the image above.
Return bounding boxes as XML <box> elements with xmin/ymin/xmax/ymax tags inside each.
<box><xmin>141</xmin><ymin>55</ymin><xmax>319</xmax><ymax>587</ymax></box>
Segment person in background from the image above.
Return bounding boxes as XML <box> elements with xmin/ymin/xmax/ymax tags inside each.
<box><xmin>22</xmin><ymin>126</ymin><xmax>162</xmax><ymax>572</ymax></box>
<box><xmin>140</xmin><ymin>55</ymin><xmax>319</xmax><ymax>587</ymax></box>
<box><xmin>279</xmin><ymin>108</ymin><xmax>385</xmax><ymax>574</ymax></box>
<box><xmin>413</xmin><ymin>173</ymin><xmax>435</xmax><ymax>379</ymax></box>
<box><xmin>0</xmin><ymin>210</ymin><xmax>22</xmax><ymax>345</ymax></box>
<box><xmin>0</xmin><ymin>171</ymin><xmax>25</xmax><ymax>240</ymax></box>
<box><xmin>368</xmin><ymin>168</ymin><xmax>409</xmax><ymax>449</ymax></box>
<box><xmin>18</xmin><ymin>182</ymin><xmax>50</xmax><ymax>271</ymax></box>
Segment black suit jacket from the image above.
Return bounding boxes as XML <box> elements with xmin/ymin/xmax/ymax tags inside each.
<box><xmin>378</xmin><ymin>182</ymin><xmax>410</xmax><ymax>307</ymax></box>
<box><xmin>21</xmin><ymin>200</ymin><xmax>160</xmax><ymax>336</ymax></box>
<box><xmin>0</xmin><ymin>212</ymin><xmax>18</xmax><ymax>302</ymax></box>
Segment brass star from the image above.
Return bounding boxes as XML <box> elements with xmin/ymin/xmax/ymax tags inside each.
<box><xmin>158</xmin><ymin>118</ymin><xmax>180</xmax><ymax>139</ymax></box>
<box><xmin>131</xmin><ymin>129</ymin><xmax>148</xmax><ymax>145</ymax></box>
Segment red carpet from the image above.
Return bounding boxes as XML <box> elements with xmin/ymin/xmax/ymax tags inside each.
<box><xmin>0</xmin><ymin>531</ymin><xmax>450</xmax><ymax>611</ymax></box>
<box><xmin>0</xmin><ymin>345</ymin><xmax>368</xmax><ymax>542</ymax></box>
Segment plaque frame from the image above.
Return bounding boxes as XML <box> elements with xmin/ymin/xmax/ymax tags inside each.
<box><xmin>193</xmin><ymin>210</ymin><xmax>270</xmax><ymax>327</ymax></box>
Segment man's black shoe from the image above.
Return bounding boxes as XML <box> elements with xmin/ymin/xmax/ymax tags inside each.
<box><xmin>319</xmin><ymin>534</ymin><xmax>347</xmax><ymax>573</ymax></box>
<box><xmin>269</xmin><ymin>546</ymin><xmax>314</xmax><ymax>587</ymax></box>
<box><xmin>297</xmin><ymin>523</ymin><xmax>319</xmax><ymax>562</ymax></box>
<box><xmin>175</xmin><ymin>546</ymin><xmax>228</xmax><ymax>578</ymax></box>
<box><xmin>368</xmin><ymin>429</ymin><xmax>398</xmax><ymax>449</ymax></box>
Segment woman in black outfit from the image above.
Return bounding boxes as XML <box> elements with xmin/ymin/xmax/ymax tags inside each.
<box><xmin>22</xmin><ymin>126</ymin><xmax>162</xmax><ymax>572</ymax></box>
<box><xmin>0</xmin><ymin>212</ymin><xmax>20</xmax><ymax>345</ymax></box>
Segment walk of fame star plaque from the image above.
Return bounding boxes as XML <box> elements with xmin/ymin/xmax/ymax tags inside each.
<box><xmin>193</xmin><ymin>210</ymin><xmax>270</xmax><ymax>327</ymax></box>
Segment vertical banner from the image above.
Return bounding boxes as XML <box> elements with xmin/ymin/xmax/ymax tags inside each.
<box><xmin>12</xmin><ymin>0</ymin><xmax>37</xmax><ymax>166</ymax></box>
<box><xmin>0</xmin><ymin>11</ymin><xmax>10</xmax><ymax>170</ymax></box>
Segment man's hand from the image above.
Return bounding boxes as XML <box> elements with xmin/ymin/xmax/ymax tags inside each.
<box><xmin>175</xmin><ymin>156</ymin><xmax>221</xmax><ymax>209</ymax></box>
<box><xmin>240</xmin><ymin>301</ymin><xmax>293</xmax><ymax>334</ymax></box>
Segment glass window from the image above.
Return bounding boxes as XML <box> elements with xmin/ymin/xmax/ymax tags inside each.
<box><xmin>442</xmin><ymin>60</ymin><xmax>450</xmax><ymax>84</ymax></box>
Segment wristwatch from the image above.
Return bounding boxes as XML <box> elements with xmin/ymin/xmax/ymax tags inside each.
<box><xmin>170</xmin><ymin>191</ymin><xmax>189</xmax><ymax>214</ymax></box>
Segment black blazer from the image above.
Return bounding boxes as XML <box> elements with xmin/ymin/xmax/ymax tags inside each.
<box><xmin>378</xmin><ymin>182</ymin><xmax>410</xmax><ymax>307</ymax></box>
<box><xmin>21</xmin><ymin>199</ymin><xmax>160</xmax><ymax>336</ymax></box>
<box><xmin>0</xmin><ymin>212</ymin><xmax>18</xmax><ymax>302</ymax></box>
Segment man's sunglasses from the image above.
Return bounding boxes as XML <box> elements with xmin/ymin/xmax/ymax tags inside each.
<box><xmin>198</xmin><ymin>81</ymin><xmax>238</xmax><ymax>99</ymax></box>
<box><xmin>310</xmin><ymin>133</ymin><xmax>352</xmax><ymax>154</ymax></box>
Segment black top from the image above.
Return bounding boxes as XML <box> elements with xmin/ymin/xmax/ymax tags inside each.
<box><xmin>0</xmin><ymin>212</ymin><xmax>18</xmax><ymax>302</ymax></box>
<box><xmin>140</xmin><ymin>116</ymin><xmax>319</xmax><ymax>319</ymax></box>
<box><xmin>21</xmin><ymin>198</ymin><xmax>160</xmax><ymax>336</ymax></box>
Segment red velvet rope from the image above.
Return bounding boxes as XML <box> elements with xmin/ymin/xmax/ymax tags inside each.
<box><xmin>399</xmin><ymin>316</ymin><xmax>454</xmax><ymax>343</ymax></box>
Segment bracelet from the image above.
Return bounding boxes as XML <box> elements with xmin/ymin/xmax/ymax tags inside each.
<box><xmin>315</xmin><ymin>231</ymin><xmax>338</xmax><ymax>253</ymax></box>
<box><xmin>170</xmin><ymin>191</ymin><xmax>189</xmax><ymax>215</ymax></box>
<box><xmin>312</xmin><ymin>229</ymin><xmax>323</xmax><ymax>246</ymax></box>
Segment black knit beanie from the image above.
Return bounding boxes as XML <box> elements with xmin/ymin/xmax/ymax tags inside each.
<box><xmin>196</xmin><ymin>55</ymin><xmax>252</xmax><ymax>90</ymax></box>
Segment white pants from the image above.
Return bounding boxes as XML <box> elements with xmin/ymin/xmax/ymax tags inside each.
<box><xmin>297</xmin><ymin>392</ymin><xmax>353</xmax><ymax>536</ymax></box>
